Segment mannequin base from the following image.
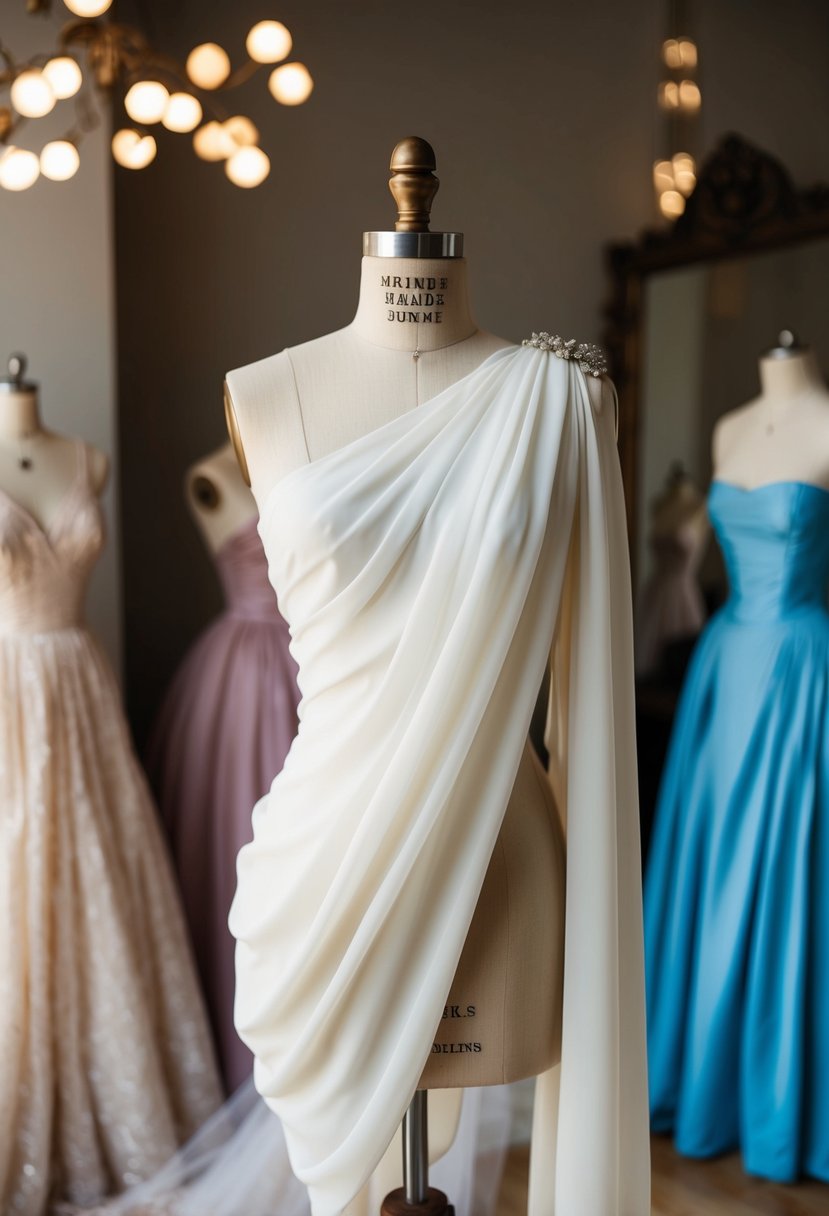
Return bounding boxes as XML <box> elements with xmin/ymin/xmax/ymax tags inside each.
<box><xmin>380</xmin><ymin>1187</ymin><xmax>454</xmax><ymax>1216</ymax></box>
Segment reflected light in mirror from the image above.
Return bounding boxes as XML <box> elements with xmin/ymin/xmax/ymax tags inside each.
<box><xmin>42</xmin><ymin>57</ymin><xmax>83</xmax><ymax>100</ymax></box>
<box><xmin>225</xmin><ymin>145</ymin><xmax>270</xmax><ymax>187</ymax></box>
<box><xmin>268</xmin><ymin>62</ymin><xmax>313</xmax><ymax>105</ymax></box>
<box><xmin>193</xmin><ymin>121</ymin><xmax>237</xmax><ymax>161</ymax></box>
<box><xmin>63</xmin><ymin>0</ymin><xmax>113</xmax><ymax>14</ymax></box>
<box><xmin>659</xmin><ymin>189</ymin><xmax>685</xmax><ymax>219</ymax></box>
<box><xmin>111</xmin><ymin>128</ymin><xmax>157</xmax><ymax>169</ymax></box>
<box><xmin>0</xmin><ymin>146</ymin><xmax>41</xmax><ymax>191</ymax></box>
<box><xmin>162</xmin><ymin>92</ymin><xmax>203</xmax><ymax>133</ymax></box>
<box><xmin>186</xmin><ymin>43</ymin><xmax>231</xmax><ymax>90</ymax></box>
<box><xmin>124</xmin><ymin>80</ymin><xmax>169</xmax><ymax>124</ymax></box>
<box><xmin>10</xmin><ymin>70</ymin><xmax>55</xmax><ymax>118</ymax></box>
<box><xmin>246</xmin><ymin>20</ymin><xmax>292</xmax><ymax>64</ymax></box>
<box><xmin>224</xmin><ymin>115</ymin><xmax>259</xmax><ymax>148</ymax></box>
<box><xmin>40</xmin><ymin>140</ymin><xmax>80</xmax><ymax>181</ymax></box>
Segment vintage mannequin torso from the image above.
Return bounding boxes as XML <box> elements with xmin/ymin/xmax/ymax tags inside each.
<box><xmin>650</xmin><ymin>474</ymin><xmax>709</xmax><ymax>550</ymax></box>
<box><xmin>185</xmin><ymin>441</ymin><xmax>258</xmax><ymax>554</ymax></box>
<box><xmin>713</xmin><ymin>348</ymin><xmax>829</xmax><ymax>489</ymax></box>
<box><xmin>225</xmin><ymin>256</ymin><xmax>586</xmax><ymax>1091</ymax></box>
<box><xmin>0</xmin><ymin>385</ymin><xmax>108</xmax><ymax>520</ymax></box>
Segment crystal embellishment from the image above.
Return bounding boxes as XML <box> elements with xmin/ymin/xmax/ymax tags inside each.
<box><xmin>521</xmin><ymin>332</ymin><xmax>608</xmax><ymax>378</ymax></box>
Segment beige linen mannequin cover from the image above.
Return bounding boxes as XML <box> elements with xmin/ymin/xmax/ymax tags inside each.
<box><xmin>229</xmin><ymin>343</ymin><xmax>650</xmax><ymax>1216</ymax></box>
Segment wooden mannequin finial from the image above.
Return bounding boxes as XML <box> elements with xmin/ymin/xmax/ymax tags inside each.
<box><xmin>389</xmin><ymin>137</ymin><xmax>438</xmax><ymax>233</ymax></box>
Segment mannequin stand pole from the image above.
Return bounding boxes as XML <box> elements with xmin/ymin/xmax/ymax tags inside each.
<box><xmin>380</xmin><ymin>1091</ymin><xmax>453</xmax><ymax>1216</ymax></box>
<box><xmin>404</xmin><ymin>1090</ymin><xmax>429</xmax><ymax>1204</ymax></box>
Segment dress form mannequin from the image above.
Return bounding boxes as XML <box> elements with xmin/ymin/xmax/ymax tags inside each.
<box><xmin>0</xmin><ymin>354</ymin><xmax>108</xmax><ymax>516</ymax></box>
<box><xmin>225</xmin><ymin>140</ymin><xmax>569</xmax><ymax>1106</ymax></box>
<box><xmin>713</xmin><ymin>331</ymin><xmax>829</xmax><ymax>488</ymax></box>
<box><xmin>185</xmin><ymin>441</ymin><xmax>258</xmax><ymax>554</ymax></box>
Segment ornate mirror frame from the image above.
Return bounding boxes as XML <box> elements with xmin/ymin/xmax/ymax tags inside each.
<box><xmin>603</xmin><ymin>133</ymin><xmax>829</xmax><ymax>554</ymax></box>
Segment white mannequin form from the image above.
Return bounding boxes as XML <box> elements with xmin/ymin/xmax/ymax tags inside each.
<box><xmin>225</xmin><ymin>251</ymin><xmax>568</xmax><ymax>1208</ymax></box>
<box><xmin>713</xmin><ymin>340</ymin><xmax>829</xmax><ymax>488</ymax></box>
<box><xmin>0</xmin><ymin>357</ymin><xmax>108</xmax><ymax>520</ymax></box>
<box><xmin>185</xmin><ymin>441</ymin><xmax>258</xmax><ymax>555</ymax></box>
<box><xmin>224</xmin><ymin>139</ymin><xmax>617</xmax><ymax>1208</ymax></box>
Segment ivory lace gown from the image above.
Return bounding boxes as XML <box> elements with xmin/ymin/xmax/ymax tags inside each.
<box><xmin>0</xmin><ymin>443</ymin><xmax>222</xmax><ymax>1215</ymax></box>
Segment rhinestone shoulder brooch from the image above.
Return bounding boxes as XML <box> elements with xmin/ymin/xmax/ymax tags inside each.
<box><xmin>521</xmin><ymin>332</ymin><xmax>608</xmax><ymax>378</ymax></box>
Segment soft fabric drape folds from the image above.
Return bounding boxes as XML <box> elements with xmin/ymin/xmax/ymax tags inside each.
<box><xmin>230</xmin><ymin>343</ymin><xmax>649</xmax><ymax>1216</ymax></box>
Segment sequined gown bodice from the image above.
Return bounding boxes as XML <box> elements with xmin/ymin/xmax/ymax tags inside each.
<box><xmin>710</xmin><ymin>480</ymin><xmax>829</xmax><ymax>623</ymax></box>
<box><xmin>0</xmin><ymin>442</ymin><xmax>221</xmax><ymax>1215</ymax></box>
<box><xmin>0</xmin><ymin>451</ymin><xmax>103</xmax><ymax>636</ymax></box>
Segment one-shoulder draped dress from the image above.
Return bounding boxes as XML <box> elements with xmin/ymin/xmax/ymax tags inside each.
<box><xmin>645</xmin><ymin>480</ymin><xmax>829</xmax><ymax>1183</ymax></box>
<box><xmin>229</xmin><ymin>341</ymin><xmax>651</xmax><ymax>1216</ymax></box>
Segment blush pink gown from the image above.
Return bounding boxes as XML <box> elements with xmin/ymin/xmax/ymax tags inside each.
<box><xmin>147</xmin><ymin>517</ymin><xmax>300</xmax><ymax>1093</ymax></box>
<box><xmin>0</xmin><ymin>442</ymin><xmax>222</xmax><ymax>1216</ymax></box>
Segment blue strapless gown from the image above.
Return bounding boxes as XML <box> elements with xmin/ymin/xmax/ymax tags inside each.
<box><xmin>644</xmin><ymin>480</ymin><xmax>829</xmax><ymax>1184</ymax></box>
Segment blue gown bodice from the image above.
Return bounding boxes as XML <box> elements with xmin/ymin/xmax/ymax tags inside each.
<box><xmin>709</xmin><ymin>480</ymin><xmax>829</xmax><ymax>625</ymax></box>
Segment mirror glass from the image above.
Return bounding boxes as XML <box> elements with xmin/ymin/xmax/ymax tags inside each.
<box><xmin>636</xmin><ymin>238</ymin><xmax>829</xmax><ymax>593</ymax></box>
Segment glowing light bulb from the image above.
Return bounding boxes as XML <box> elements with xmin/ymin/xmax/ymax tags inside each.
<box><xmin>124</xmin><ymin>80</ymin><xmax>169</xmax><ymax>124</ymax></box>
<box><xmin>652</xmin><ymin>160</ymin><xmax>674</xmax><ymax>191</ymax></box>
<box><xmin>657</xmin><ymin>80</ymin><xmax>679</xmax><ymax>110</ymax></box>
<box><xmin>111</xmin><ymin>128</ymin><xmax>157</xmax><ymax>169</ymax></box>
<box><xmin>671</xmin><ymin>152</ymin><xmax>696</xmax><ymax>195</ymax></box>
<box><xmin>0</xmin><ymin>146</ymin><xmax>41</xmax><ymax>191</ymax></box>
<box><xmin>224</xmin><ymin>115</ymin><xmax>259</xmax><ymax>149</ymax></box>
<box><xmin>186</xmin><ymin>43</ymin><xmax>231</xmax><ymax>90</ymax></box>
<box><xmin>193</xmin><ymin>121</ymin><xmax>236</xmax><ymax>161</ymax></box>
<box><xmin>268</xmin><ymin>62</ymin><xmax>313</xmax><ymax>106</ymax></box>
<box><xmin>42</xmin><ymin>57</ymin><xmax>83</xmax><ymax>100</ymax></box>
<box><xmin>662</xmin><ymin>38</ymin><xmax>681</xmax><ymax>69</ymax></box>
<box><xmin>246</xmin><ymin>20</ymin><xmax>292</xmax><ymax>64</ymax></box>
<box><xmin>659</xmin><ymin>190</ymin><xmax>685</xmax><ymax>219</ymax></box>
<box><xmin>162</xmin><ymin>92</ymin><xmax>203</xmax><ymax>133</ymax></box>
<box><xmin>226</xmin><ymin>145</ymin><xmax>270</xmax><ymax>188</ymax></box>
<box><xmin>678</xmin><ymin>80</ymin><xmax>701</xmax><ymax>111</ymax></box>
<box><xmin>63</xmin><ymin>0</ymin><xmax>113</xmax><ymax>15</ymax></box>
<box><xmin>678</xmin><ymin>39</ymin><xmax>698</xmax><ymax>69</ymax></box>
<box><xmin>10</xmin><ymin>70</ymin><xmax>55</xmax><ymax>118</ymax></box>
<box><xmin>40</xmin><ymin>140</ymin><xmax>80</xmax><ymax>181</ymax></box>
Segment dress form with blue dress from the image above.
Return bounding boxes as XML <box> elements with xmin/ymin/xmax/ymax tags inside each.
<box><xmin>644</xmin><ymin>478</ymin><xmax>829</xmax><ymax>1183</ymax></box>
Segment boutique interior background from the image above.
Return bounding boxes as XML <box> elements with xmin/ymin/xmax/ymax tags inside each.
<box><xmin>3</xmin><ymin>0</ymin><xmax>826</xmax><ymax>730</ymax></box>
<box><xmin>0</xmin><ymin>1</ymin><xmax>119</xmax><ymax>664</ymax></box>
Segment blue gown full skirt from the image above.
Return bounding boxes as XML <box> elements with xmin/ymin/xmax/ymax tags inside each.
<box><xmin>644</xmin><ymin>481</ymin><xmax>829</xmax><ymax>1184</ymax></box>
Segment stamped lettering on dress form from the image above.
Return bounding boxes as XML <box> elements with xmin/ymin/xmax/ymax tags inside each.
<box><xmin>381</xmin><ymin>274</ymin><xmax>447</xmax><ymax>324</ymax></box>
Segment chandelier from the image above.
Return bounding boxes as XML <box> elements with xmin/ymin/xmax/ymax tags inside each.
<box><xmin>0</xmin><ymin>0</ymin><xmax>314</xmax><ymax>192</ymax></box>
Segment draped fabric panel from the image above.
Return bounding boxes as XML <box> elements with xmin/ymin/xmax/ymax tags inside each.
<box><xmin>230</xmin><ymin>344</ymin><xmax>649</xmax><ymax>1216</ymax></box>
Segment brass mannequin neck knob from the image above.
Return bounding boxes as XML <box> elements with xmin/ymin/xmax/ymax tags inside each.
<box><xmin>363</xmin><ymin>136</ymin><xmax>463</xmax><ymax>258</ymax></box>
<box><xmin>389</xmin><ymin>137</ymin><xmax>438</xmax><ymax>233</ymax></box>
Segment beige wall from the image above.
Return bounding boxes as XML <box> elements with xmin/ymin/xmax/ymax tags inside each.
<box><xmin>0</xmin><ymin>5</ymin><xmax>120</xmax><ymax>670</ymax></box>
<box><xmin>113</xmin><ymin>0</ymin><xmax>829</xmax><ymax>738</ymax></box>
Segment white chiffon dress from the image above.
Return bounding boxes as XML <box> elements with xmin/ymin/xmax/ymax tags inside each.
<box><xmin>230</xmin><ymin>338</ymin><xmax>650</xmax><ymax>1216</ymax></box>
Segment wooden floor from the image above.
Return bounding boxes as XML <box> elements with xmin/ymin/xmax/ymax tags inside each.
<box><xmin>497</xmin><ymin>1138</ymin><xmax>829</xmax><ymax>1216</ymax></box>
